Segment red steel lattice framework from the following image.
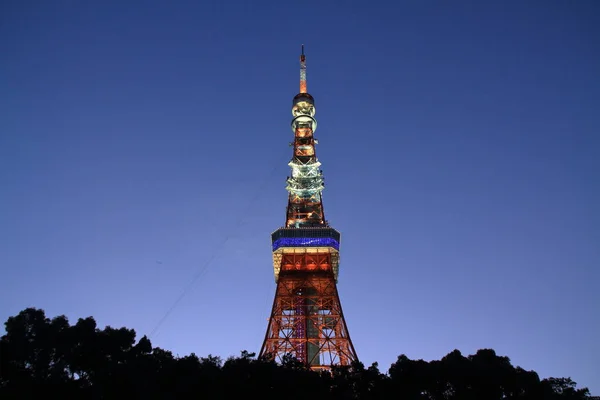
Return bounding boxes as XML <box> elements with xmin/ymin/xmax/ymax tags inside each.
<box><xmin>259</xmin><ymin>46</ymin><xmax>358</xmax><ymax>370</ymax></box>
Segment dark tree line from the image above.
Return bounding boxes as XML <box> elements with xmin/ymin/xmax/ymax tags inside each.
<box><xmin>0</xmin><ymin>308</ymin><xmax>592</xmax><ymax>399</ymax></box>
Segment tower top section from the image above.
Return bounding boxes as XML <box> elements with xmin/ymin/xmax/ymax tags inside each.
<box><xmin>300</xmin><ymin>44</ymin><xmax>307</xmax><ymax>94</ymax></box>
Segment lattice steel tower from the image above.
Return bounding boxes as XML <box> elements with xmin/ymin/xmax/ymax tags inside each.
<box><xmin>259</xmin><ymin>46</ymin><xmax>358</xmax><ymax>369</ymax></box>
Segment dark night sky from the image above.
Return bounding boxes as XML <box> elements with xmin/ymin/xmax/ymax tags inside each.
<box><xmin>1</xmin><ymin>0</ymin><xmax>598</xmax><ymax>393</ymax></box>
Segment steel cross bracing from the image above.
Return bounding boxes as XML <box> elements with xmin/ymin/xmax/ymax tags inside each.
<box><xmin>260</xmin><ymin>46</ymin><xmax>357</xmax><ymax>370</ymax></box>
<box><xmin>260</xmin><ymin>271</ymin><xmax>357</xmax><ymax>368</ymax></box>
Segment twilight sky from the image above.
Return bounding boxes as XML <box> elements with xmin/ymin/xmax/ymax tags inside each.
<box><xmin>1</xmin><ymin>0</ymin><xmax>599</xmax><ymax>393</ymax></box>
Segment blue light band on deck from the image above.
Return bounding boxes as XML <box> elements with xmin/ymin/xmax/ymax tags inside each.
<box><xmin>272</xmin><ymin>237</ymin><xmax>340</xmax><ymax>251</ymax></box>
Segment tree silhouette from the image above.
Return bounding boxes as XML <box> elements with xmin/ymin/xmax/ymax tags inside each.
<box><xmin>0</xmin><ymin>308</ymin><xmax>592</xmax><ymax>399</ymax></box>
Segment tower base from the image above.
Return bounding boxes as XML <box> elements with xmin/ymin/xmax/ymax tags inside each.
<box><xmin>259</xmin><ymin>270</ymin><xmax>357</xmax><ymax>369</ymax></box>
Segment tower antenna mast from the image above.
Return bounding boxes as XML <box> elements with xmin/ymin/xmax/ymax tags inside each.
<box><xmin>300</xmin><ymin>44</ymin><xmax>307</xmax><ymax>94</ymax></box>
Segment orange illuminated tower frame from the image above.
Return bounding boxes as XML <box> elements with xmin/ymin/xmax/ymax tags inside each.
<box><xmin>259</xmin><ymin>46</ymin><xmax>358</xmax><ymax>369</ymax></box>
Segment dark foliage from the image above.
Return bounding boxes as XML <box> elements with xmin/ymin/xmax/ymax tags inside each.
<box><xmin>0</xmin><ymin>308</ymin><xmax>591</xmax><ymax>399</ymax></box>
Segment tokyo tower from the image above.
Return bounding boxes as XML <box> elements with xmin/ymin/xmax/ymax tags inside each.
<box><xmin>259</xmin><ymin>46</ymin><xmax>358</xmax><ymax>369</ymax></box>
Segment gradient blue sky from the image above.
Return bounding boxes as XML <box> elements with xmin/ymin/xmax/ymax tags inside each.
<box><xmin>1</xmin><ymin>0</ymin><xmax>599</xmax><ymax>393</ymax></box>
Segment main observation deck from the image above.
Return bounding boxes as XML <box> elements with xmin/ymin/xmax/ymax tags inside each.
<box><xmin>271</xmin><ymin>226</ymin><xmax>341</xmax><ymax>282</ymax></box>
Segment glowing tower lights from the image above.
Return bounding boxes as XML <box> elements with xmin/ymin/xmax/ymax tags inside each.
<box><xmin>259</xmin><ymin>46</ymin><xmax>358</xmax><ymax>369</ymax></box>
